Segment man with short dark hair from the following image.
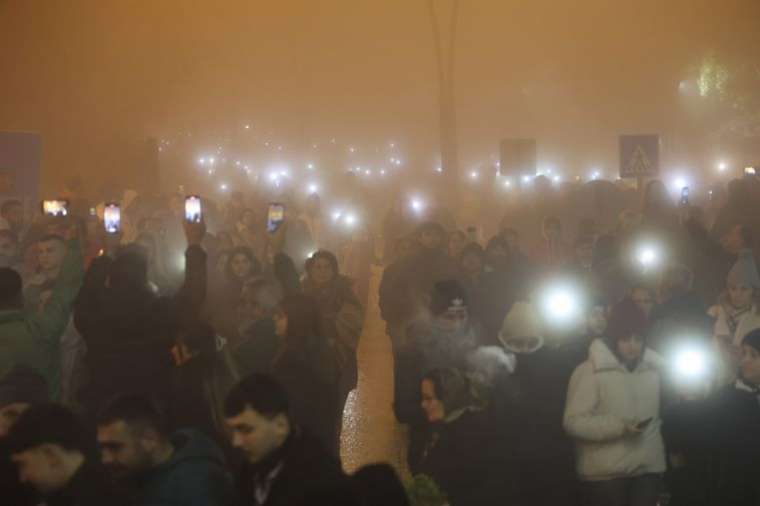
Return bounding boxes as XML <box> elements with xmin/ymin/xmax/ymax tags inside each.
<box><xmin>225</xmin><ymin>374</ymin><xmax>348</xmax><ymax>506</ymax></box>
<box><xmin>0</xmin><ymin>227</ymin><xmax>83</xmax><ymax>397</ymax></box>
<box><xmin>6</xmin><ymin>403</ymin><xmax>122</xmax><ymax>506</ymax></box>
<box><xmin>96</xmin><ymin>393</ymin><xmax>234</xmax><ymax>506</ymax></box>
<box><xmin>0</xmin><ymin>367</ymin><xmax>49</xmax><ymax>506</ymax></box>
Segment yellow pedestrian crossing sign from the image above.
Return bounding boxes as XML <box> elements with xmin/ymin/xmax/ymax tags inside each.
<box><xmin>620</xmin><ymin>135</ymin><xmax>659</xmax><ymax>178</ymax></box>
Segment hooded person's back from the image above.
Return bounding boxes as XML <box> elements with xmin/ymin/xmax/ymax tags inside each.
<box><xmin>75</xmin><ymin>244</ymin><xmax>206</xmax><ymax>417</ymax></box>
<box><xmin>135</xmin><ymin>429</ymin><xmax>234</xmax><ymax>506</ymax></box>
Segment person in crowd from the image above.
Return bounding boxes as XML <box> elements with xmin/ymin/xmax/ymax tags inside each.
<box><xmin>493</xmin><ymin>301</ymin><xmax>580</xmax><ymax>506</ymax></box>
<box><xmin>532</xmin><ymin>216</ymin><xmax>572</xmax><ymax>269</ymax></box>
<box><xmin>378</xmin><ymin>236</ymin><xmax>418</xmax><ymax>352</ymax></box>
<box><xmin>299</xmin><ymin>193</ymin><xmax>328</xmax><ymax>252</ymax></box>
<box><xmin>459</xmin><ymin>242</ymin><xmax>514</xmax><ymax>344</ymax></box>
<box><xmin>0</xmin><ymin>367</ymin><xmax>49</xmax><ymax>506</ymax></box>
<box><xmin>303</xmin><ymin>250</ymin><xmax>363</xmax><ymax>429</ymax></box>
<box><xmin>74</xmin><ymin>220</ymin><xmax>206</xmax><ymax>419</ymax></box>
<box><xmin>564</xmin><ymin>299</ymin><xmax>666</xmax><ymax>506</ymax></box>
<box><xmin>234</xmin><ymin>277</ymin><xmax>283</xmax><ymax>377</ymax></box>
<box><xmin>267</xmin><ymin>204</ymin><xmax>315</xmax><ymax>275</ymax></box>
<box><xmin>648</xmin><ymin>263</ymin><xmax>712</xmax><ymax>354</ymax></box>
<box><xmin>629</xmin><ymin>284</ymin><xmax>656</xmax><ymax>321</ymax></box>
<box><xmin>96</xmin><ymin>393</ymin><xmax>234</xmax><ymax>506</ymax></box>
<box><xmin>641</xmin><ymin>179</ymin><xmax>679</xmax><ymax>237</ymax></box>
<box><xmin>225</xmin><ymin>373</ymin><xmax>349</xmax><ymax>506</ymax></box>
<box><xmin>272</xmin><ymin>252</ymin><xmax>301</xmax><ymax>296</ymax></box>
<box><xmin>233</xmin><ymin>208</ymin><xmax>266</xmax><ymax>261</ymax></box>
<box><xmin>0</xmin><ymin>229</ymin><xmax>23</xmax><ymax>271</ymax></box>
<box><xmin>25</xmin><ymin>234</ymin><xmax>68</xmax><ymax>310</ymax></box>
<box><xmin>211</xmin><ymin>246</ymin><xmax>262</xmax><ymax>343</ymax></box>
<box><xmin>413</xmin><ymin>367</ymin><xmax>504</xmax><ymax>505</ymax></box>
<box><xmin>0</xmin><ymin>227</ymin><xmax>82</xmax><ymax>398</ymax></box>
<box><xmin>447</xmin><ymin>230</ymin><xmax>467</xmax><ymax>261</ymax></box>
<box><xmin>685</xmin><ymin>206</ymin><xmax>756</xmax><ymax>301</ymax></box>
<box><xmin>351</xmin><ymin>463</ymin><xmax>410</xmax><ymax>506</ymax></box>
<box><xmin>394</xmin><ymin>280</ymin><xmax>479</xmax><ymax>467</ymax></box>
<box><xmin>382</xmin><ymin>194</ymin><xmax>419</xmax><ymax>264</ymax></box>
<box><xmin>380</xmin><ymin>222</ymin><xmax>460</xmax><ymax>349</ymax></box>
<box><xmin>134</xmin><ymin>232</ymin><xmax>173</xmax><ymax>294</ymax></box>
<box><xmin>0</xmin><ymin>199</ymin><xmax>25</xmax><ymax>237</ymax></box>
<box><xmin>6</xmin><ymin>403</ymin><xmax>124</xmax><ymax>506</ymax></box>
<box><xmin>271</xmin><ymin>294</ymin><xmax>340</xmax><ymax>453</ymax></box>
<box><xmin>708</xmin><ymin>250</ymin><xmax>760</xmax><ymax>387</ymax></box>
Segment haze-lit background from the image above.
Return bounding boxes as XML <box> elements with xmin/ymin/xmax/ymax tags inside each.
<box><xmin>2</xmin><ymin>0</ymin><xmax>759</xmax><ymax>193</ymax></box>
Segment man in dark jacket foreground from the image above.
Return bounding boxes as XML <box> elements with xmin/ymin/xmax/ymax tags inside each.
<box><xmin>96</xmin><ymin>393</ymin><xmax>234</xmax><ymax>506</ymax></box>
<box><xmin>6</xmin><ymin>403</ymin><xmax>123</xmax><ymax>506</ymax></box>
<box><xmin>225</xmin><ymin>373</ymin><xmax>352</xmax><ymax>506</ymax></box>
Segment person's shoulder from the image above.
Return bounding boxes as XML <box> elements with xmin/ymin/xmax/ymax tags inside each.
<box><xmin>285</xmin><ymin>431</ymin><xmax>343</xmax><ymax>477</ymax></box>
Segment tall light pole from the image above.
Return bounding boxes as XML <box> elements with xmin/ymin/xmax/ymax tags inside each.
<box><xmin>428</xmin><ymin>0</ymin><xmax>460</xmax><ymax>193</ymax></box>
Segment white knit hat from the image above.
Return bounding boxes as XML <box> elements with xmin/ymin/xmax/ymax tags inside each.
<box><xmin>498</xmin><ymin>301</ymin><xmax>544</xmax><ymax>353</ymax></box>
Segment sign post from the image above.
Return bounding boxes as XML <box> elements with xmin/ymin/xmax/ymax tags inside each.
<box><xmin>619</xmin><ymin>135</ymin><xmax>660</xmax><ymax>191</ymax></box>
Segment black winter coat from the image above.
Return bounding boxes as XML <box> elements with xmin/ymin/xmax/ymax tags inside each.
<box><xmin>234</xmin><ymin>431</ymin><xmax>350</xmax><ymax>506</ymax></box>
<box><xmin>74</xmin><ymin>245</ymin><xmax>207</xmax><ymax>418</ymax></box>
<box><xmin>415</xmin><ymin>409</ymin><xmax>508</xmax><ymax>506</ymax></box>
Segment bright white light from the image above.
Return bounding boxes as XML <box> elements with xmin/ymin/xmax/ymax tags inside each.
<box><xmin>268</xmin><ymin>172</ymin><xmax>279</xmax><ymax>182</ymax></box>
<box><xmin>198</xmin><ymin>157</ymin><xmax>206</xmax><ymax>165</ymax></box>
<box><xmin>503</xmin><ymin>179</ymin><xmax>512</xmax><ymax>188</ymax></box>
<box><xmin>331</xmin><ymin>210</ymin><xmax>343</xmax><ymax>222</ymax></box>
<box><xmin>390</xmin><ymin>143</ymin><xmax>396</xmax><ymax>149</ymax></box>
<box><xmin>545</xmin><ymin>289</ymin><xmax>577</xmax><ymax>320</ymax></box>
<box><xmin>344</xmin><ymin>214</ymin><xmax>357</xmax><ymax>227</ymax></box>
<box><xmin>553</xmin><ymin>175</ymin><xmax>562</xmax><ymax>184</ymax></box>
<box><xmin>718</xmin><ymin>162</ymin><xmax>728</xmax><ymax>172</ymax></box>
<box><xmin>349</xmin><ymin>147</ymin><xmax>356</xmax><ymax>153</ymax></box>
<box><xmin>307</xmin><ymin>183</ymin><xmax>319</xmax><ymax>194</ymax></box>
<box><xmin>521</xmin><ymin>175</ymin><xmax>531</xmax><ymax>183</ymax></box>
<box><xmin>410</xmin><ymin>198</ymin><xmax>424</xmax><ymax>213</ymax></box>
<box><xmin>436</xmin><ymin>166</ymin><xmax>443</xmax><ymax>173</ymax></box>
<box><xmin>674</xmin><ymin>348</ymin><xmax>708</xmax><ymax>380</ymax></box>
<box><xmin>244</xmin><ymin>124</ymin><xmax>250</xmax><ymax>130</ymax></box>
<box><xmin>307</xmin><ymin>163</ymin><xmax>315</xmax><ymax>170</ymax></box>
<box><xmin>209</xmin><ymin>157</ymin><xmax>216</xmax><ymax>165</ymax></box>
<box><xmin>279</xmin><ymin>170</ymin><xmax>289</xmax><ymax>178</ymax></box>
<box><xmin>207</xmin><ymin>169</ymin><xmax>215</xmax><ymax>175</ymax></box>
<box><xmin>390</xmin><ymin>157</ymin><xmax>396</xmax><ymax>164</ymax></box>
<box><xmin>540</xmin><ymin>281</ymin><xmax>583</xmax><ymax>327</ymax></box>
<box><xmin>591</xmin><ymin>170</ymin><xmax>601</xmax><ymax>180</ymax></box>
<box><xmin>235</xmin><ymin>161</ymin><xmax>241</xmax><ymax>166</ymax></box>
<box><xmin>672</xmin><ymin>177</ymin><xmax>688</xmax><ymax>191</ymax></box>
<box><xmin>470</xmin><ymin>171</ymin><xmax>479</xmax><ymax>180</ymax></box>
<box><xmin>365</xmin><ymin>169</ymin><xmax>372</xmax><ymax>176</ymax></box>
<box><xmin>380</xmin><ymin>169</ymin><xmax>386</xmax><ymax>176</ymax></box>
<box><xmin>219</xmin><ymin>183</ymin><xmax>229</xmax><ymax>191</ymax></box>
<box><xmin>395</xmin><ymin>159</ymin><xmax>402</xmax><ymax>166</ymax></box>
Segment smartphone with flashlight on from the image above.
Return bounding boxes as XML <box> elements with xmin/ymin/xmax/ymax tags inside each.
<box><xmin>41</xmin><ymin>200</ymin><xmax>69</xmax><ymax>217</ymax></box>
<box><xmin>267</xmin><ymin>203</ymin><xmax>285</xmax><ymax>233</ymax></box>
<box><xmin>184</xmin><ymin>196</ymin><xmax>202</xmax><ymax>224</ymax></box>
<box><xmin>680</xmin><ymin>187</ymin><xmax>690</xmax><ymax>207</ymax></box>
<box><xmin>103</xmin><ymin>203</ymin><xmax>121</xmax><ymax>234</ymax></box>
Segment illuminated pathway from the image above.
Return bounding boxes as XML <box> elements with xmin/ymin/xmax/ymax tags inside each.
<box><xmin>340</xmin><ymin>265</ymin><xmax>410</xmax><ymax>478</ymax></box>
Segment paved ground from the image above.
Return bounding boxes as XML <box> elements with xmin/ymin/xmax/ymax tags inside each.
<box><xmin>340</xmin><ymin>265</ymin><xmax>410</xmax><ymax>478</ymax></box>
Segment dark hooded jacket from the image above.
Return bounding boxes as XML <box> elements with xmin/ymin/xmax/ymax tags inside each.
<box><xmin>74</xmin><ymin>245</ymin><xmax>207</xmax><ymax>418</ymax></box>
<box><xmin>234</xmin><ymin>430</ymin><xmax>349</xmax><ymax>506</ymax></box>
<box><xmin>131</xmin><ymin>429</ymin><xmax>234</xmax><ymax>506</ymax></box>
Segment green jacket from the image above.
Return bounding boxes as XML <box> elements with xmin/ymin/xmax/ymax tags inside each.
<box><xmin>136</xmin><ymin>429</ymin><xmax>234</xmax><ymax>506</ymax></box>
<box><xmin>0</xmin><ymin>239</ymin><xmax>83</xmax><ymax>397</ymax></box>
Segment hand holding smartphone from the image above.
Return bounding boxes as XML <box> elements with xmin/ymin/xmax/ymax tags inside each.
<box><xmin>267</xmin><ymin>203</ymin><xmax>285</xmax><ymax>233</ymax></box>
<box><xmin>185</xmin><ymin>196</ymin><xmax>202</xmax><ymax>223</ymax></box>
<box><xmin>42</xmin><ymin>200</ymin><xmax>69</xmax><ymax>217</ymax></box>
<box><xmin>103</xmin><ymin>203</ymin><xmax>121</xmax><ymax>234</ymax></box>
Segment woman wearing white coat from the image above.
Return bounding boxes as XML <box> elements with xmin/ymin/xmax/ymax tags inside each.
<box><xmin>564</xmin><ymin>299</ymin><xmax>666</xmax><ymax>506</ymax></box>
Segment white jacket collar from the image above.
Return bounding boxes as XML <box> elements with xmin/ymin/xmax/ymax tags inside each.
<box><xmin>589</xmin><ymin>338</ymin><xmax>663</xmax><ymax>373</ymax></box>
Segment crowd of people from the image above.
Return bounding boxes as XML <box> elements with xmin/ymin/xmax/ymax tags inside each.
<box><xmin>1</xmin><ymin>172</ymin><xmax>760</xmax><ymax>506</ymax></box>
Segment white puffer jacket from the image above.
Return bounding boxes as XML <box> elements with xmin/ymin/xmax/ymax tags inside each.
<box><xmin>563</xmin><ymin>339</ymin><xmax>666</xmax><ymax>482</ymax></box>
